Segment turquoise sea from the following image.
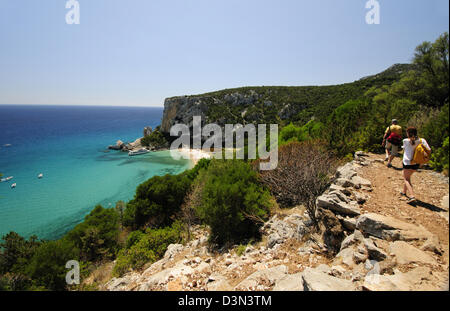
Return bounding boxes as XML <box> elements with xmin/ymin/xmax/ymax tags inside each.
<box><xmin>0</xmin><ymin>105</ymin><xmax>191</xmax><ymax>240</ymax></box>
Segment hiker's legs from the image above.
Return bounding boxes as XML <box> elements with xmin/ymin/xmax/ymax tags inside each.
<box><xmin>388</xmin><ymin>154</ymin><xmax>395</xmax><ymax>165</ymax></box>
<box><xmin>387</xmin><ymin>144</ymin><xmax>398</xmax><ymax>166</ymax></box>
<box><xmin>385</xmin><ymin>148</ymin><xmax>390</xmax><ymax>160</ymax></box>
<box><xmin>403</xmin><ymin>169</ymin><xmax>415</xmax><ymax>198</ymax></box>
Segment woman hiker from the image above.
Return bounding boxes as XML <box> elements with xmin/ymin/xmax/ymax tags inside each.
<box><xmin>401</xmin><ymin>126</ymin><xmax>431</xmax><ymax>204</ymax></box>
<box><xmin>382</xmin><ymin>119</ymin><xmax>403</xmax><ymax>168</ymax></box>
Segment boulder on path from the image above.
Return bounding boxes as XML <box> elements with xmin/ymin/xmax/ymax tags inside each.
<box><xmin>334</xmin><ymin>175</ymin><xmax>372</xmax><ymax>190</ymax></box>
<box><xmin>356</xmin><ymin>213</ymin><xmax>434</xmax><ymax>241</ymax></box>
<box><xmin>351</xmin><ymin>176</ymin><xmax>372</xmax><ymax>189</ymax></box>
<box><xmin>336</xmin><ymin>163</ymin><xmax>357</xmax><ymax>180</ymax></box>
<box><xmin>364</xmin><ymin>238</ymin><xmax>387</xmax><ymax>261</ymax></box>
<box><xmin>336</xmin><ymin>230</ymin><xmax>388</xmax><ymax>268</ymax></box>
<box><xmin>207</xmin><ymin>273</ymin><xmax>233</xmax><ymax>291</ymax></box>
<box><xmin>420</xmin><ymin>236</ymin><xmax>443</xmax><ymax>255</ymax></box>
<box><xmin>362</xmin><ymin>266</ymin><xmax>437</xmax><ymax>291</ymax></box>
<box><xmin>273</xmin><ymin>273</ymin><xmax>304</xmax><ymax>291</ymax></box>
<box><xmin>329</xmin><ymin>184</ymin><xmax>352</xmax><ymax>196</ymax></box>
<box><xmin>340</xmin><ymin>230</ymin><xmax>365</xmax><ymax>251</ymax></box>
<box><xmin>317</xmin><ymin>194</ymin><xmax>361</xmax><ymax>216</ymax></box>
<box><xmin>302</xmin><ymin>267</ymin><xmax>355</xmax><ymax>291</ymax></box>
<box><xmin>234</xmin><ymin>265</ymin><xmax>288</xmax><ymax>290</ymax></box>
<box><xmin>389</xmin><ymin>241</ymin><xmax>438</xmax><ymax>266</ymax></box>
<box><xmin>336</xmin><ymin>215</ymin><xmax>357</xmax><ymax>231</ymax></box>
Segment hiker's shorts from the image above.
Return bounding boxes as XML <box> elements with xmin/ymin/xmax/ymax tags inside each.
<box><xmin>403</xmin><ymin>163</ymin><xmax>420</xmax><ymax>170</ymax></box>
<box><xmin>386</xmin><ymin>142</ymin><xmax>399</xmax><ymax>156</ymax></box>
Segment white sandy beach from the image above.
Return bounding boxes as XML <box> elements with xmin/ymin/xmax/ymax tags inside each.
<box><xmin>176</xmin><ymin>148</ymin><xmax>212</xmax><ymax>166</ymax></box>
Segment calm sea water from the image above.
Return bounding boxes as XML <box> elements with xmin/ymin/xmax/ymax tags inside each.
<box><xmin>0</xmin><ymin>105</ymin><xmax>191</xmax><ymax>240</ymax></box>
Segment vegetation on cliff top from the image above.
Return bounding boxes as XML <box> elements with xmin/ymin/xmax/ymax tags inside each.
<box><xmin>166</xmin><ymin>63</ymin><xmax>414</xmax><ymax>128</ymax></box>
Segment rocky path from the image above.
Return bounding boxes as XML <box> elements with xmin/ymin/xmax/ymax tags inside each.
<box><xmin>102</xmin><ymin>152</ymin><xmax>449</xmax><ymax>292</ymax></box>
<box><xmin>358</xmin><ymin>154</ymin><xmax>449</xmax><ymax>261</ymax></box>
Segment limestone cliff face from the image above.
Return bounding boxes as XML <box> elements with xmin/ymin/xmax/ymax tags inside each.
<box><xmin>160</xmin><ymin>89</ymin><xmax>279</xmax><ymax>134</ymax></box>
<box><xmin>161</xmin><ymin>89</ymin><xmax>268</xmax><ymax>133</ymax></box>
<box><xmin>161</xmin><ymin>96</ymin><xmax>210</xmax><ymax>133</ymax></box>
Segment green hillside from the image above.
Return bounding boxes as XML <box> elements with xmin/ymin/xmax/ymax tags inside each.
<box><xmin>166</xmin><ymin>64</ymin><xmax>414</xmax><ymax>127</ymax></box>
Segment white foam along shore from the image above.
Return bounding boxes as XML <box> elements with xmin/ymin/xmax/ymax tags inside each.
<box><xmin>175</xmin><ymin>148</ymin><xmax>212</xmax><ymax>166</ymax></box>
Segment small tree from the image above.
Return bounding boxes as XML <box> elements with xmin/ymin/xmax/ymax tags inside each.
<box><xmin>26</xmin><ymin>240</ymin><xmax>79</xmax><ymax>291</ymax></box>
<box><xmin>195</xmin><ymin>160</ymin><xmax>271</xmax><ymax>247</ymax></box>
<box><xmin>123</xmin><ymin>174</ymin><xmax>191</xmax><ymax>229</ymax></box>
<box><xmin>256</xmin><ymin>141</ymin><xmax>339</xmax><ymax>227</ymax></box>
<box><xmin>180</xmin><ymin>189</ymin><xmax>201</xmax><ymax>242</ymax></box>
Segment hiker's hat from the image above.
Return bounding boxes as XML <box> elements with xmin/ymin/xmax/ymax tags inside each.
<box><xmin>392</xmin><ymin>119</ymin><xmax>398</xmax><ymax>123</ymax></box>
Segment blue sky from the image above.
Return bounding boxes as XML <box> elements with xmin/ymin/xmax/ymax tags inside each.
<box><xmin>0</xmin><ymin>0</ymin><xmax>448</xmax><ymax>107</ymax></box>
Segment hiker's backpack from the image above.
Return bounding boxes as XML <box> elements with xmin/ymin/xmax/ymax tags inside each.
<box><xmin>412</xmin><ymin>138</ymin><xmax>431</xmax><ymax>165</ymax></box>
<box><xmin>387</xmin><ymin>132</ymin><xmax>402</xmax><ymax>146</ymax></box>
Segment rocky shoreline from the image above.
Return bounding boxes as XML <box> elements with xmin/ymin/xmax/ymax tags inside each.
<box><xmin>108</xmin><ymin>126</ymin><xmax>155</xmax><ymax>152</ymax></box>
<box><xmin>102</xmin><ymin>152</ymin><xmax>449</xmax><ymax>291</ymax></box>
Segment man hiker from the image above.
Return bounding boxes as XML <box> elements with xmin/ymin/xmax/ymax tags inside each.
<box><xmin>382</xmin><ymin>119</ymin><xmax>403</xmax><ymax>168</ymax></box>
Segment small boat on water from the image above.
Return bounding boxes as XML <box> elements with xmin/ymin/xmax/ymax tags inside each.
<box><xmin>11</xmin><ymin>183</ymin><xmax>16</xmax><ymax>188</ymax></box>
<box><xmin>128</xmin><ymin>148</ymin><xmax>150</xmax><ymax>156</ymax></box>
<box><xmin>1</xmin><ymin>176</ymin><xmax>13</xmax><ymax>182</ymax></box>
<box><xmin>38</xmin><ymin>173</ymin><xmax>43</xmax><ymax>179</ymax></box>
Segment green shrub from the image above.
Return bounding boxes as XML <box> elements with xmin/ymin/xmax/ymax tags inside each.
<box><xmin>421</xmin><ymin>104</ymin><xmax>449</xmax><ymax>149</ymax></box>
<box><xmin>194</xmin><ymin>159</ymin><xmax>271</xmax><ymax>246</ymax></box>
<box><xmin>0</xmin><ymin>275</ymin><xmax>10</xmax><ymax>290</ymax></box>
<box><xmin>64</xmin><ymin>205</ymin><xmax>119</xmax><ymax>261</ymax></box>
<box><xmin>0</xmin><ymin>232</ymin><xmax>41</xmax><ymax>275</ymax></box>
<box><xmin>279</xmin><ymin>121</ymin><xmax>325</xmax><ymax>146</ymax></box>
<box><xmin>26</xmin><ymin>240</ymin><xmax>80</xmax><ymax>291</ymax></box>
<box><xmin>112</xmin><ymin>222</ymin><xmax>183</xmax><ymax>277</ymax></box>
<box><xmin>142</xmin><ymin>221</ymin><xmax>184</xmax><ymax>258</ymax></box>
<box><xmin>123</xmin><ymin>174</ymin><xmax>191</xmax><ymax>229</ymax></box>
<box><xmin>430</xmin><ymin>137</ymin><xmax>449</xmax><ymax>175</ymax></box>
<box><xmin>125</xmin><ymin>230</ymin><xmax>145</xmax><ymax>249</ymax></box>
<box><xmin>279</xmin><ymin>123</ymin><xmax>303</xmax><ymax>144</ymax></box>
<box><xmin>113</xmin><ymin>247</ymin><xmax>156</xmax><ymax>278</ymax></box>
<box><xmin>184</xmin><ymin>158</ymin><xmax>211</xmax><ymax>181</ymax></box>
<box><xmin>325</xmin><ymin>99</ymin><xmax>372</xmax><ymax>156</ymax></box>
<box><xmin>235</xmin><ymin>244</ymin><xmax>247</xmax><ymax>256</ymax></box>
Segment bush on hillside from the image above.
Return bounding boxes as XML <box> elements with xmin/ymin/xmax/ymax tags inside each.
<box><xmin>279</xmin><ymin>121</ymin><xmax>325</xmax><ymax>145</ymax></box>
<box><xmin>430</xmin><ymin>136</ymin><xmax>449</xmax><ymax>175</ymax></box>
<box><xmin>26</xmin><ymin>240</ymin><xmax>80</xmax><ymax>291</ymax></box>
<box><xmin>256</xmin><ymin>141</ymin><xmax>339</xmax><ymax>226</ymax></box>
<box><xmin>0</xmin><ymin>232</ymin><xmax>41</xmax><ymax>275</ymax></box>
<box><xmin>112</xmin><ymin>222</ymin><xmax>183</xmax><ymax>277</ymax></box>
<box><xmin>123</xmin><ymin>174</ymin><xmax>191</xmax><ymax>229</ymax></box>
<box><xmin>325</xmin><ymin>99</ymin><xmax>372</xmax><ymax>156</ymax></box>
<box><xmin>194</xmin><ymin>159</ymin><xmax>271</xmax><ymax>247</ymax></box>
<box><xmin>64</xmin><ymin>205</ymin><xmax>120</xmax><ymax>261</ymax></box>
<box><xmin>421</xmin><ymin>104</ymin><xmax>449</xmax><ymax>149</ymax></box>
<box><xmin>125</xmin><ymin>230</ymin><xmax>145</xmax><ymax>249</ymax></box>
